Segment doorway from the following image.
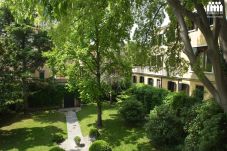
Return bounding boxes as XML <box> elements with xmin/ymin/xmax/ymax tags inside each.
<box><xmin>64</xmin><ymin>93</ymin><xmax>75</xmax><ymax>108</ymax></box>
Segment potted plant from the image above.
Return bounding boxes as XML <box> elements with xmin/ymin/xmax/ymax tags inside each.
<box><xmin>74</xmin><ymin>136</ymin><xmax>81</xmax><ymax>146</ymax></box>
<box><xmin>89</xmin><ymin>128</ymin><xmax>100</xmax><ymax>142</ymax></box>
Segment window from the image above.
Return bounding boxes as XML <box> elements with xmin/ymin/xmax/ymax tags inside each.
<box><xmin>39</xmin><ymin>71</ymin><xmax>45</xmax><ymax>80</ymax></box>
<box><xmin>178</xmin><ymin>83</ymin><xmax>190</xmax><ymax>95</ymax></box>
<box><xmin>139</xmin><ymin>76</ymin><xmax>144</xmax><ymax>83</ymax></box>
<box><xmin>157</xmin><ymin>79</ymin><xmax>161</xmax><ymax>88</ymax></box>
<box><xmin>148</xmin><ymin>78</ymin><xmax>154</xmax><ymax>86</ymax></box>
<box><xmin>194</xmin><ymin>85</ymin><xmax>204</xmax><ymax>100</ymax></box>
<box><xmin>168</xmin><ymin>81</ymin><xmax>176</xmax><ymax>92</ymax></box>
<box><xmin>133</xmin><ymin>76</ymin><xmax>137</xmax><ymax>83</ymax></box>
<box><xmin>208</xmin><ymin>17</ymin><xmax>214</xmax><ymax>26</ymax></box>
<box><xmin>194</xmin><ymin>46</ymin><xmax>212</xmax><ymax>72</ymax></box>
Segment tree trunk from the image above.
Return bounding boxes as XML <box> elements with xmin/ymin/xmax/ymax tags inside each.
<box><xmin>97</xmin><ymin>101</ymin><xmax>102</xmax><ymax>128</ymax></box>
<box><xmin>96</xmin><ymin>61</ymin><xmax>103</xmax><ymax>128</ymax></box>
<box><xmin>22</xmin><ymin>78</ymin><xmax>28</xmax><ymax>114</ymax></box>
<box><xmin>109</xmin><ymin>89</ymin><xmax>113</xmax><ymax>104</ymax></box>
<box><xmin>167</xmin><ymin>0</ymin><xmax>227</xmax><ymax>112</ymax></box>
<box><xmin>95</xmin><ymin>26</ymin><xmax>103</xmax><ymax>128</ymax></box>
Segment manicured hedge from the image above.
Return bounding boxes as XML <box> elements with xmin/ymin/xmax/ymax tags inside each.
<box><xmin>28</xmin><ymin>81</ymin><xmax>65</xmax><ymax>108</ymax></box>
<box><xmin>49</xmin><ymin>147</ymin><xmax>65</xmax><ymax>151</ymax></box>
<box><xmin>89</xmin><ymin>140</ymin><xmax>112</xmax><ymax>151</ymax></box>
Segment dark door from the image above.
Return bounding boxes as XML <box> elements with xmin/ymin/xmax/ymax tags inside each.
<box><xmin>168</xmin><ymin>81</ymin><xmax>176</xmax><ymax>92</ymax></box>
<box><xmin>39</xmin><ymin>71</ymin><xmax>45</xmax><ymax>80</ymax></box>
<box><xmin>64</xmin><ymin>93</ymin><xmax>75</xmax><ymax>108</ymax></box>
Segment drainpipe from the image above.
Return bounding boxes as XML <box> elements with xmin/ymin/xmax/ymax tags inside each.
<box><xmin>177</xmin><ymin>79</ymin><xmax>180</xmax><ymax>92</ymax></box>
<box><xmin>161</xmin><ymin>77</ymin><xmax>163</xmax><ymax>88</ymax></box>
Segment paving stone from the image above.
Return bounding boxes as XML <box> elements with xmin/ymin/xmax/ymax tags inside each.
<box><xmin>59</xmin><ymin>110</ymin><xmax>92</xmax><ymax>151</ymax></box>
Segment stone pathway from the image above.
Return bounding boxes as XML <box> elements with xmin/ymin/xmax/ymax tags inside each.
<box><xmin>59</xmin><ymin>109</ymin><xmax>92</xmax><ymax>151</ymax></box>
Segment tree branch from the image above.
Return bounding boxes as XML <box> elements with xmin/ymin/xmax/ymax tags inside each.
<box><xmin>143</xmin><ymin>2</ymin><xmax>167</xmax><ymax>45</ymax></box>
<box><xmin>167</xmin><ymin>0</ymin><xmax>222</xmax><ymax>105</ymax></box>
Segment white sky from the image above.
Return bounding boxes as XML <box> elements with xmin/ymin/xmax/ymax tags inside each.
<box><xmin>162</xmin><ymin>11</ymin><xmax>170</xmax><ymax>26</ymax></box>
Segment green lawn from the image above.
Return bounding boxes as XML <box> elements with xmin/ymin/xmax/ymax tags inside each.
<box><xmin>0</xmin><ymin>111</ymin><xmax>67</xmax><ymax>151</ymax></box>
<box><xmin>77</xmin><ymin>103</ymin><xmax>157</xmax><ymax>151</ymax></box>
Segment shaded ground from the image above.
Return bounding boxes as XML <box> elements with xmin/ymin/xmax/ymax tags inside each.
<box><xmin>77</xmin><ymin>103</ymin><xmax>157</xmax><ymax>151</ymax></box>
<box><xmin>0</xmin><ymin>111</ymin><xmax>67</xmax><ymax>151</ymax></box>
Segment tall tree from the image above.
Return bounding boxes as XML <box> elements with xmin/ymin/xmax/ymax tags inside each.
<box><xmin>49</xmin><ymin>0</ymin><xmax>133</xmax><ymax>128</ymax></box>
<box><xmin>0</xmin><ymin>6</ymin><xmax>21</xmax><ymax>111</ymax></box>
<box><xmin>0</xmin><ymin>6</ymin><xmax>51</xmax><ymax>112</ymax></box>
<box><xmin>7</xmin><ymin>0</ymin><xmax>133</xmax><ymax>127</ymax></box>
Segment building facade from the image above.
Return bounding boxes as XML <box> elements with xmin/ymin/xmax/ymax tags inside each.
<box><xmin>31</xmin><ymin>23</ymin><xmax>216</xmax><ymax>101</ymax></box>
<box><xmin>132</xmin><ymin>27</ymin><xmax>215</xmax><ymax>100</ymax></box>
<box><xmin>31</xmin><ymin>66</ymin><xmax>78</xmax><ymax>108</ymax></box>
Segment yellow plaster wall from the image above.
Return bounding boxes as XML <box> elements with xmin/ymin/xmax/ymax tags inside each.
<box><xmin>189</xmin><ymin>29</ymin><xmax>207</xmax><ymax>47</ymax></box>
<box><xmin>31</xmin><ymin>65</ymin><xmax>52</xmax><ymax>79</ymax></box>
<box><xmin>133</xmin><ymin>73</ymin><xmax>213</xmax><ymax>100</ymax></box>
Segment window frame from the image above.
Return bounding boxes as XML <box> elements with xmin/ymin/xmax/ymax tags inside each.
<box><xmin>139</xmin><ymin>76</ymin><xmax>144</xmax><ymax>83</ymax></box>
<box><xmin>148</xmin><ymin>78</ymin><xmax>154</xmax><ymax>86</ymax></box>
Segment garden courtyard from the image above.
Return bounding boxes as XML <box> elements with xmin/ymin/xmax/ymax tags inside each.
<box><xmin>1</xmin><ymin>1</ymin><xmax>227</xmax><ymax>150</ymax></box>
<box><xmin>0</xmin><ymin>111</ymin><xmax>67</xmax><ymax>151</ymax></box>
<box><xmin>77</xmin><ymin>103</ymin><xmax>156</xmax><ymax>151</ymax></box>
<box><xmin>0</xmin><ymin>103</ymin><xmax>157</xmax><ymax>151</ymax></box>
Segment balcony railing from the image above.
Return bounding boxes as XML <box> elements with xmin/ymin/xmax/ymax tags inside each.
<box><xmin>132</xmin><ymin>66</ymin><xmax>166</xmax><ymax>76</ymax></box>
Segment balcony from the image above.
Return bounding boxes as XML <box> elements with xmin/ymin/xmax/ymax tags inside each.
<box><xmin>132</xmin><ymin>66</ymin><xmax>165</xmax><ymax>76</ymax></box>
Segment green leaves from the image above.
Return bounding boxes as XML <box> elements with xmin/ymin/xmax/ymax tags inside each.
<box><xmin>184</xmin><ymin>100</ymin><xmax>227</xmax><ymax>151</ymax></box>
<box><xmin>33</xmin><ymin>0</ymin><xmax>134</xmax><ymax>104</ymax></box>
<box><xmin>0</xmin><ymin>6</ymin><xmax>51</xmax><ymax>110</ymax></box>
<box><xmin>130</xmin><ymin>0</ymin><xmax>189</xmax><ymax>76</ymax></box>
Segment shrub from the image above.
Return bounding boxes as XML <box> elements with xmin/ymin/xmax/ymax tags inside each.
<box><xmin>119</xmin><ymin>98</ymin><xmax>145</xmax><ymax>124</ymax></box>
<box><xmin>164</xmin><ymin>92</ymin><xmax>200</xmax><ymax>125</ymax></box>
<box><xmin>146</xmin><ymin>105</ymin><xmax>185</xmax><ymax>151</ymax></box>
<box><xmin>89</xmin><ymin>140</ymin><xmax>112</xmax><ymax>151</ymax></box>
<box><xmin>52</xmin><ymin>134</ymin><xmax>65</xmax><ymax>144</ymax></box>
<box><xmin>126</xmin><ymin>83</ymin><xmax>168</xmax><ymax>113</ymax></box>
<box><xmin>49</xmin><ymin>146</ymin><xmax>65</xmax><ymax>151</ymax></box>
<box><xmin>28</xmin><ymin>81</ymin><xmax>65</xmax><ymax>108</ymax></box>
<box><xmin>89</xmin><ymin>128</ymin><xmax>100</xmax><ymax>139</ymax></box>
<box><xmin>74</xmin><ymin>136</ymin><xmax>81</xmax><ymax>145</ymax></box>
<box><xmin>145</xmin><ymin>93</ymin><xmax>200</xmax><ymax>151</ymax></box>
<box><xmin>183</xmin><ymin>100</ymin><xmax>227</xmax><ymax>151</ymax></box>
